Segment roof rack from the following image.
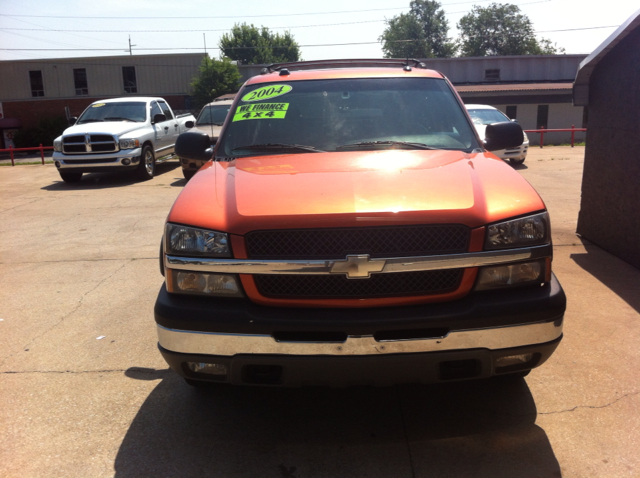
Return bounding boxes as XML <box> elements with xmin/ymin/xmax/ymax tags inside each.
<box><xmin>260</xmin><ymin>58</ymin><xmax>428</xmax><ymax>75</ymax></box>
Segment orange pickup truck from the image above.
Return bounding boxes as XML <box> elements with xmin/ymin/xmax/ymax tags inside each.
<box><xmin>155</xmin><ymin>59</ymin><xmax>566</xmax><ymax>387</ymax></box>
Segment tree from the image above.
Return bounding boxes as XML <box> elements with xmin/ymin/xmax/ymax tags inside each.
<box><xmin>190</xmin><ymin>57</ymin><xmax>242</xmax><ymax>110</ymax></box>
<box><xmin>379</xmin><ymin>1</ymin><xmax>456</xmax><ymax>59</ymax></box>
<box><xmin>408</xmin><ymin>0</ymin><xmax>457</xmax><ymax>58</ymax></box>
<box><xmin>219</xmin><ymin>23</ymin><xmax>301</xmax><ymax>65</ymax></box>
<box><xmin>457</xmin><ymin>3</ymin><xmax>565</xmax><ymax>57</ymax></box>
<box><xmin>379</xmin><ymin>13</ymin><xmax>433</xmax><ymax>59</ymax></box>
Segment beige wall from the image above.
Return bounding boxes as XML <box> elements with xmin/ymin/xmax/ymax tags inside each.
<box><xmin>487</xmin><ymin>103</ymin><xmax>585</xmax><ymax>145</ymax></box>
<box><xmin>0</xmin><ymin>54</ymin><xmax>205</xmax><ymax>101</ymax></box>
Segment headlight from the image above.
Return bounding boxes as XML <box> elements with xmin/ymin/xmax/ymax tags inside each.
<box><xmin>523</xmin><ymin>131</ymin><xmax>529</xmax><ymax>142</ymax></box>
<box><xmin>119</xmin><ymin>138</ymin><xmax>140</xmax><ymax>150</ymax></box>
<box><xmin>53</xmin><ymin>140</ymin><xmax>62</xmax><ymax>152</ymax></box>
<box><xmin>486</xmin><ymin>212</ymin><xmax>549</xmax><ymax>250</ymax></box>
<box><xmin>165</xmin><ymin>223</ymin><xmax>230</xmax><ymax>257</ymax></box>
<box><xmin>475</xmin><ymin>260</ymin><xmax>545</xmax><ymax>290</ymax></box>
<box><xmin>167</xmin><ymin>270</ymin><xmax>243</xmax><ymax>297</ymax></box>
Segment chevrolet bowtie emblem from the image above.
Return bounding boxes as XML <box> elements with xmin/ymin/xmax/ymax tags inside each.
<box><xmin>330</xmin><ymin>254</ymin><xmax>386</xmax><ymax>279</ymax></box>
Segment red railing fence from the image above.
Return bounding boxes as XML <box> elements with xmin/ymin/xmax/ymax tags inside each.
<box><xmin>0</xmin><ymin>144</ymin><xmax>53</xmax><ymax>166</ymax></box>
<box><xmin>524</xmin><ymin>125</ymin><xmax>587</xmax><ymax>148</ymax></box>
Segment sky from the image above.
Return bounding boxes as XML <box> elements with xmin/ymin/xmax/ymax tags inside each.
<box><xmin>0</xmin><ymin>0</ymin><xmax>638</xmax><ymax>63</ymax></box>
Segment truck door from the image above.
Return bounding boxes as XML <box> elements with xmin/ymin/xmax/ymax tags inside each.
<box><xmin>157</xmin><ymin>100</ymin><xmax>179</xmax><ymax>155</ymax></box>
<box><xmin>151</xmin><ymin>101</ymin><xmax>172</xmax><ymax>156</ymax></box>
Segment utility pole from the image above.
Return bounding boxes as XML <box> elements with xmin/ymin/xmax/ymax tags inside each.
<box><xmin>203</xmin><ymin>33</ymin><xmax>207</xmax><ymax>56</ymax></box>
<box><xmin>128</xmin><ymin>35</ymin><xmax>136</xmax><ymax>56</ymax></box>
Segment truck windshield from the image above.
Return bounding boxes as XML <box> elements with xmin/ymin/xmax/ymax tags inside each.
<box><xmin>217</xmin><ymin>77</ymin><xmax>478</xmax><ymax>158</ymax></box>
<box><xmin>77</xmin><ymin>102</ymin><xmax>147</xmax><ymax>124</ymax></box>
<box><xmin>467</xmin><ymin>108</ymin><xmax>510</xmax><ymax>125</ymax></box>
<box><xmin>197</xmin><ymin>104</ymin><xmax>231</xmax><ymax>126</ymax></box>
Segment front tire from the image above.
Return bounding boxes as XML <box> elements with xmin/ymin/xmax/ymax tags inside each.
<box><xmin>509</xmin><ymin>157</ymin><xmax>526</xmax><ymax>165</ymax></box>
<box><xmin>59</xmin><ymin>171</ymin><xmax>83</xmax><ymax>183</ymax></box>
<box><xmin>137</xmin><ymin>145</ymin><xmax>155</xmax><ymax>180</ymax></box>
<box><xmin>182</xmin><ymin>168</ymin><xmax>196</xmax><ymax>180</ymax></box>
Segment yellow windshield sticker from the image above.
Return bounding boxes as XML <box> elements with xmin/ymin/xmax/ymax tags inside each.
<box><xmin>232</xmin><ymin>103</ymin><xmax>289</xmax><ymax>122</ymax></box>
<box><xmin>92</xmin><ymin>103</ymin><xmax>106</xmax><ymax>107</ymax></box>
<box><xmin>241</xmin><ymin>85</ymin><xmax>292</xmax><ymax>102</ymax></box>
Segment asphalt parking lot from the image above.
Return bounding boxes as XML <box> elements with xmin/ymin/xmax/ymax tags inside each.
<box><xmin>1</xmin><ymin>146</ymin><xmax>639</xmax><ymax>477</ymax></box>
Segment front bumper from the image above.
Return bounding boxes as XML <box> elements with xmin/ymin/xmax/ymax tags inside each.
<box><xmin>53</xmin><ymin>148</ymin><xmax>141</xmax><ymax>172</ymax></box>
<box><xmin>155</xmin><ymin>273</ymin><xmax>566</xmax><ymax>386</ymax></box>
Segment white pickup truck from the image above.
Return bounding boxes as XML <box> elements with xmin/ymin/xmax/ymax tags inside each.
<box><xmin>52</xmin><ymin>97</ymin><xmax>196</xmax><ymax>183</ymax></box>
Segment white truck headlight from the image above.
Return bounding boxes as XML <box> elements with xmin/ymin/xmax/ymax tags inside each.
<box><xmin>53</xmin><ymin>139</ymin><xmax>62</xmax><ymax>152</ymax></box>
<box><xmin>119</xmin><ymin>138</ymin><xmax>140</xmax><ymax>150</ymax></box>
<box><xmin>486</xmin><ymin>212</ymin><xmax>549</xmax><ymax>250</ymax></box>
<box><xmin>165</xmin><ymin>223</ymin><xmax>230</xmax><ymax>257</ymax></box>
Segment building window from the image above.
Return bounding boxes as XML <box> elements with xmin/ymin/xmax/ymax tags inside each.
<box><xmin>484</xmin><ymin>69</ymin><xmax>500</xmax><ymax>81</ymax></box>
<box><xmin>122</xmin><ymin>66</ymin><xmax>137</xmax><ymax>93</ymax></box>
<box><xmin>537</xmin><ymin>105</ymin><xmax>549</xmax><ymax>129</ymax></box>
<box><xmin>73</xmin><ymin>68</ymin><xmax>88</xmax><ymax>96</ymax></box>
<box><xmin>29</xmin><ymin>70</ymin><xmax>44</xmax><ymax>97</ymax></box>
<box><xmin>506</xmin><ymin>105</ymin><xmax>517</xmax><ymax>120</ymax></box>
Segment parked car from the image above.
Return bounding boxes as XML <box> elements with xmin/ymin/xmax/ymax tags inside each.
<box><xmin>52</xmin><ymin>97</ymin><xmax>196</xmax><ymax>183</ymax></box>
<box><xmin>156</xmin><ymin>59</ymin><xmax>565</xmax><ymax>388</ymax></box>
<box><xmin>465</xmin><ymin>104</ymin><xmax>529</xmax><ymax>165</ymax></box>
<box><xmin>180</xmin><ymin>97</ymin><xmax>234</xmax><ymax>180</ymax></box>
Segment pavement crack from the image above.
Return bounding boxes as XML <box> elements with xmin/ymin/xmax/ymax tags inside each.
<box><xmin>539</xmin><ymin>390</ymin><xmax>640</xmax><ymax>415</ymax></box>
<box><xmin>0</xmin><ymin>262</ymin><xmax>129</xmax><ymax>368</ymax></box>
<box><xmin>0</xmin><ymin>197</ymin><xmax>45</xmax><ymax>214</ymax></box>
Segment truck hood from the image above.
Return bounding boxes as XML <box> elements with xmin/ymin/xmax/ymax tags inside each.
<box><xmin>61</xmin><ymin>122</ymin><xmax>144</xmax><ymax>138</ymax></box>
<box><xmin>168</xmin><ymin>149</ymin><xmax>545</xmax><ymax>235</ymax></box>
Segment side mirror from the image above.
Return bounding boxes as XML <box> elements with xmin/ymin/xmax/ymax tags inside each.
<box><xmin>68</xmin><ymin>117</ymin><xmax>77</xmax><ymax>126</ymax></box>
<box><xmin>153</xmin><ymin>113</ymin><xmax>167</xmax><ymax>124</ymax></box>
<box><xmin>175</xmin><ymin>132</ymin><xmax>214</xmax><ymax>162</ymax></box>
<box><xmin>484</xmin><ymin>122</ymin><xmax>524</xmax><ymax>152</ymax></box>
<box><xmin>510</xmin><ymin>118</ymin><xmax>519</xmax><ymax>124</ymax></box>
<box><xmin>185</xmin><ymin>120</ymin><xmax>194</xmax><ymax>129</ymax></box>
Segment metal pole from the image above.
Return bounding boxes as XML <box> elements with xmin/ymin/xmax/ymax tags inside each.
<box><xmin>9</xmin><ymin>145</ymin><xmax>14</xmax><ymax>166</ymax></box>
<box><xmin>204</xmin><ymin>33</ymin><xmax>207</xmax><ymax>55</ymax></box>
<box><xmin>571</xmin><ymin>125</ymin><xmax>575</xmax><ymax>147</ymax></box>
<box><xmin>540</xmin><ymin>126</ymin><xmax>545</xmax><ymax>149</ymax></box>
<box><xmin>40</xmin><ymin>144</ymin><xmax>45</xmax><ymax>164</ymax></box>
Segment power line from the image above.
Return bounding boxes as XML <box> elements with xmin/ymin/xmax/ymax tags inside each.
<box><xmin>0</xmin><ymin>1</ymin><xmax>499</xmax><ymax>20</ymax></box>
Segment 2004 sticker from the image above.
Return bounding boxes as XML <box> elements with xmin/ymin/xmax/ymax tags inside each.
<box><xmin>232</xmin><ymin>103</ymin><xmax>289</xmax><ymax>122</ymax></box>
<box><xmin>241</xmin><ymin>84</ymin><xmax>292</xmax><ymax>102</ymax></box>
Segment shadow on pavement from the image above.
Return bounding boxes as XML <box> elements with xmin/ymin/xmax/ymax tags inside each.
<box><xmin>510</xmin><ymin>162</ymin><xmax>529</xmax><ymax>170</ymax></box>
<box><xmin>40</xmin><ymin>162</ymin><xmax>182</xmax><ymax>191</ymax></box>
<box><xmin>570</xmin><ymin>244</ymin><xmax>640</xmax><ymax>313</ymax></box>
<box><xmin>115</xmin><ymin>368</ymin><xmax>560</xmax><ymax>478</ymax></box>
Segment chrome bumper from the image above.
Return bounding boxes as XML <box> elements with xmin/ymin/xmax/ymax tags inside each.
<box><xmin>157</xmin><ymin>319</ymin><xmax>563</xmax><ymax>357</ymax></box>
<box><xmin>53</xmin><ymin>148</ymin><xmax>142</xmax><ymax>169</ymax></box>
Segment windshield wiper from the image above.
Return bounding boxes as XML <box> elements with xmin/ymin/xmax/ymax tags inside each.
<box><xmin>232</xmin><ymin>143</ymin><xmax>325</xmax><ymax>154</ymax></box>
<box><xmin>77</xmin><ymin>119</ymin><xmax>104</xmax><ymax>124</ymax></box>
<box><xmin>197</xmin><ymin>122</ymin><xmax>224</xmax><ymax>126</ymax></box>
<box><xmin>336</xmin><ymin>141</ymin><xmax>438</xmax><ymax>151</ymax></box>
<box><xmin>104</xmin><ymin>117</ymin><xmax>134</xmax><ymax>122</ymax></box>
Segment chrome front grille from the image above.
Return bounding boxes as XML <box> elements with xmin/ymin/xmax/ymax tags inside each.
<box><xmin>245</xmin><ymin>225</ymin><xmax>470</xmax><ymax>260</ymax></box>
<box><xmin>62</xmin><ymin>134</ymin><xmax>118</xmax><ymax>154</ymax></box>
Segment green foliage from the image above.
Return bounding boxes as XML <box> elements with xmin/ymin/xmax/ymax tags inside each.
<box><xmin>379</xmin><ymin>1</ymin><xmax>456</xmax><ymax>59</ymax></box>
<box><xmin>219</xmin><ymin>23</ymin><xmax>301</xmax><ymax>64</ymax></box>
<box><xmin>457</xmin><ymin>3</ymin><xmax>565</xmax><ymax>56</ymax></box>
<box><xmin>12</xmin><ymin>116</ymin><xmax>68</xmax><ymax>148</ymax></box>
<box><xmin>408</xmin><ymin>0</ymin><xmax>457</xmax><ymax>57</ymax></box>
<box><xmin>190</xmin><ymin>57</ymin><xmax>242</xmax><ymax>111</ymax></box>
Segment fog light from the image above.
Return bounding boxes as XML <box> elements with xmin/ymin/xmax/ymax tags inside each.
<box><xmin>187</xmin><ymin>362</ymin><xmax>228</xmax><ymax>375</ymax></box>
<box><xmin>122</xmin><ymin>158</ymin><xmax>131</xmax><ymax>165</ymax></box>
<box><xmin>496</xmin><ymin>354</ymin><xmax>533</xmax><ymax>368</ymax></box>
<box><xmin>55</xmin><ymin>161</ymin><xmax>61</xmax><ymax>168</ymax></box>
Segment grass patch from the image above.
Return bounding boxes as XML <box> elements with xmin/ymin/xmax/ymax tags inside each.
<box><xmin>0</xmin><ymin>161</ymin><xmax>55</xmax><ymax>166</ymax></box>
